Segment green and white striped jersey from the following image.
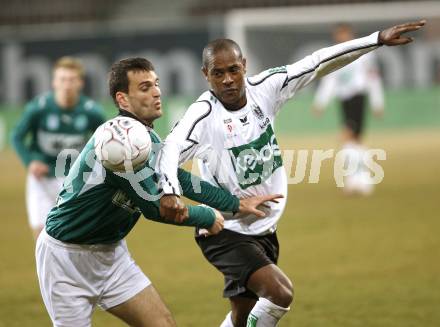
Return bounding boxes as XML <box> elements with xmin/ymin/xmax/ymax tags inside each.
<box><xmin>46</xmin><ymin>115</ymin><xmax>240</xmax><ymax>244</ymax></box>
<box><xmin>11</xmin><ymin>92</ymin><xmax>105</xmax><ymax>177</ymax></box>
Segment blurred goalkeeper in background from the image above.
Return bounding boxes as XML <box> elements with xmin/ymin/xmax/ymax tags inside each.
<box><xmin>11</xmin><ymin>57</ymin><xmax>105</xmax><ymax>240</ymax></box>
<box><xmin>312</xmin><ymin>24</ymin><xmax>385</xmax><ymax>195</ymax></box>
<box><xmin>35</xmin><ymin>57</ymin><xmax>279</xmax><ymax>327</ymax></box>
<box><xmin>158</xmin><ymin>20</ymin><xmax>426</xmax><ymax>327</ymax></box>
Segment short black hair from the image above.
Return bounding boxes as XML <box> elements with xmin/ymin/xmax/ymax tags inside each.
<box><xmin>109</xmin><ymin>57</ymin><xmax>155</xmax><ymax>107</ymax></box>
<box><xmin>202</xmin><ymin>38</ymin><xmax>243</xmax><ymax>69</ymax></box>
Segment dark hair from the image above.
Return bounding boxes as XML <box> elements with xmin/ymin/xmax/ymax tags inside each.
<box><xmin>202</xmin><ymin>38</ymin><xmax>243</xmax><ymax>69</ymax></box>
<box><xmin>109</xmin><ymin>57</ymin><xmax>155</xmax><ymax>106</ymax></box>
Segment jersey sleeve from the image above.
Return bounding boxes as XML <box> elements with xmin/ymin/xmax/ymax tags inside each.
<box><xmin>156</xmin><ymin>100</ymin><xmax>211</xmax><ymax>196</ymax></box>
<box><xmin>248</xmin><ymin>31</ymin><xmax>381</xmax><ymax>114</ymax></box>
<box><xmin>10</xmin><ymin>101</ymin><xmax>42</xmax><ymax>166</ymax></box>
<box><xmin>177</xmin><ymin>168</ymin><xmax>240</xmax><ymax>213</ymax></box>
<box><xmin>108</xmin><ymin>168</ymin><xmax>216</xmax><ymax>229</ymax></box>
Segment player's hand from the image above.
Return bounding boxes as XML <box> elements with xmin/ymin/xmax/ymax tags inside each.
<box><xmin>159</xmin><ymin>194</ymin><xmax>188</xmax><ymax>223</ymax></box>
<box><xmin>238</xmin><ymin>194</ymin><xmax>284</xmax><ymax>218</ymax></box>
<box><xmin>28</xmin><ymin>161</ymin><xmax>49</xmax><ymax>179</ymax></box>
<box><xmin>200</xmin><ymin>209</ymin><xmax>224</xmax><ymax>237</ymax></box>
<box><xmin>379</xmin><ymin>20</ymin><xmax>426</xmax><ymax>46</ymax></box>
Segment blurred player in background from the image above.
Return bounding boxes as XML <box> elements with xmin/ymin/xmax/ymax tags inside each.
<box><xmin>312</xmin><ymin>23</ymin><xmax>385</xmax><ymax>195</ymax></box>
<box><xmin>36</xmin><ymin>57</ymin><xmax>279</xmax><ymax>327</ymax></box>
<box><xmin>11</xmin><ymin>57</ymin><xmax>105</xmax><ymax>240</ymax></box>
<box><xmin>158</xmin><ymin>21</ymin><xmax>425</xmax><ymax>327</ymax></box>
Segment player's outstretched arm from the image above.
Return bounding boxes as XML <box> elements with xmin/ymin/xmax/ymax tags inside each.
<box><xmin>112</xmin><ymin>171</ymin><xmax>221</xmax><ymax>229</ymax></box>
<box><xmin>266</xmin><ymin>19</ymin><xmax>427</xmax><ymax>107</ymax></box>
<box><xmin>378</xmin><ymin>20</ymin><xmax>426</xmax><ymax>46</ymax></box>
<box><xmin>175</xmin><ymin>168</ymin><xmax>283</xmax><ymax>218</ymax></box>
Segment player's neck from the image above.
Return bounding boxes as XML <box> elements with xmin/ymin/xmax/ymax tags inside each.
<box><xmin>55</xmin><ymin>94</ymin><xmax>78</xmax><ymax>110</ymax></box>
<box><xmin>118</xmin><ymin>108</ymin><xmax>153</xmax><ymax>128</ymax></box>
<box><xmin>222</xmin><ymin>98</ymin><xmax>247</xmax><ymax>111</ymax></box>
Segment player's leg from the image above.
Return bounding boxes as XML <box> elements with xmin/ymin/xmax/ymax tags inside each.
<box><xmin>340</xmin><ymin>95</ymin><xmax>367</xmax><ymax>194</ymax></box>
<box><xmin>341</xmin><ymin>94</ymin><xmax>366</xmax><ymax>144</ymax></box>
<box><xmin>341</xmin><ymin>95</ymin><xmax>374</xmax><ymax>195</ymax></box>
<box><xmin>220</xmin><ymin>296</ymin><xmax>256</xmax><ymax>327</ymax></box>
<box><xmin>245</xmin><ymin>264</ymin><xmax>292</xmax><ymax>326</ymax></box>
<box><xmin>26</xmin><ymin>175</ymin><xmax>63</xmax><ymax>240</ymax></box>
<box><xmin>107</xmin><ymin>285</ymin><xmax>176</xmax><ymax>327</ymax></box>
<box><xmin>36</xmin><ymin>230</ymin><xmax>96</xmax><ymax>326</ymax></box>
<box><xmin>100</xmin><ymin>240</ymin><xmax>175</xmax><ymax>327</ymax></box>
<box><xmin>196</xmin><ymin>229</ymin><xmax>292</xmax><ymax>327</ymax></box>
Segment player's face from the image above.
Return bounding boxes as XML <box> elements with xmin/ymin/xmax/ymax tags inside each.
<box><xmin>203</xmin><ymin>49</ymin><xmax>247</xmax><ymax>110</ymax></box>
<box><xmin>52</xmin><ymin>67</ymin><xmax>83</xmax><ymax>106</ymax></box>
<box><xmin>333</xmin><ymin>27</ymin><xmax>354</xmax><ymax>43</ymax></box>
<box><xmin>122</xmin><ymin>70</ymin><xmax>162</xmax><ymax>124</ymax></box>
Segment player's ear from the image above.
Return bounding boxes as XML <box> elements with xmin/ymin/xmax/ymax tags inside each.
<box><xmin>242</xmin><ymin>57</ymin><xmax>247</xmax><ymax>74</ymax></box>
<box><xmin>201</xmin><ymin>66</ymin><xmax>209</xmax><ymax>81</ymax></box>
<box><xmin>116</xmin><ymin>91</ymin><xmax>129</xmax><ymax>109</ymax></box>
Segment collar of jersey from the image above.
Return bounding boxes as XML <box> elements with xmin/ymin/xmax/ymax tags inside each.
<box><xmin>209</xmin><ymin>90</ymin><xmax>248</xmax><ymax>112</ymax></box>
<box><xmin>118</xmin><ymin>109</ymin><xmax>153</xmax><ymax>130</ymax></box>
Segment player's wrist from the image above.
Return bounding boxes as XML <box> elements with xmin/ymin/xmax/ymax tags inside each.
<box><xmin>377</xmin><ymin>31</ymin><xmax>384</xmax><ymax>46</ymax></box>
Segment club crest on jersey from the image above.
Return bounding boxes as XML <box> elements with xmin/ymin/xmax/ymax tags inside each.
<box><xmin>251</xmin><ymin>104</ymin><xmax>264</xmax><ymax>120</ymax></box>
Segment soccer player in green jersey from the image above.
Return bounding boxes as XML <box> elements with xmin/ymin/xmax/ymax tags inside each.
<box><xmin>11</xmin><ymin>57</ymin><xmax>105</xmax><ymax>240</ymax></box>
<box><xmin>36</xmin><ymin>57</ymin><xmax>280</xmax><ymax>327</ymax></box>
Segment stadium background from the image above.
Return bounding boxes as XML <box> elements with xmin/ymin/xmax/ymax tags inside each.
<box><xmin>0</xmin><ymin>0</ymin><xmax>439</xmax><ymax>326</ymax></box>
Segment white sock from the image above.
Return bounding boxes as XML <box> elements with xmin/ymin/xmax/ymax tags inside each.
<box><xmin>220</xmin><ymin>311</ymin><xmax>234</xmax><ymax>327</ymax></box>
<box><xmin>246</xmin><ymin>298</ymin><xmax>290</xmax><ymax>327</ymax></box>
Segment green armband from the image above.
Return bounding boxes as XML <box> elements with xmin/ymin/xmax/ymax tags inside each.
<box><xmin>184</xmin><ymin>205</ymin><xmax>216</xmax><ymax>229</ymax></box>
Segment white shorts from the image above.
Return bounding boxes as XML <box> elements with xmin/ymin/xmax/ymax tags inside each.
<box><xmin>26</xmin><ymin>174</ymin><xmax>64</xmax><ymax>229</ymax></box>
<box><xmin>36</xmin><ymin>230</ymin><xmax>151</xmax><ymax>327</ymax></box>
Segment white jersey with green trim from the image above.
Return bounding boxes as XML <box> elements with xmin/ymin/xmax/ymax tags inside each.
<box><xmin>158</xmin><ymin>32</ymin><xmax>381</xmax><ymax>235</ymax></box>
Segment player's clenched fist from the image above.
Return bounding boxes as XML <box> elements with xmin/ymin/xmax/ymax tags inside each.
<box><xmin>159</xmin><ymin>194</ymin><xmax>188</xmax><ymax>223</ymax></box>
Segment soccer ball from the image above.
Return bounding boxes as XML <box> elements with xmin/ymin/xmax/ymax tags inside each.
<box><xmin>94</xmin><ymin>117</ymin><xmax>151</xmax><ymax>172</ymax></box>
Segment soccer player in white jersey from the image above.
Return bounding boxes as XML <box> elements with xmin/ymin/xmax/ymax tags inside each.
<box><xmin>11</xmin><ymin>57</ymin><xmax>105</xmax><ymax>240</ymax></box>
<box><xmin>158</xmin><ymin>21</ymin><xmax>426</xmax><ymax>327</ymax></box>
<box><xmin>312</xmin><ymin>24</ymin><xmax>385</xmax><ymax>195</ymax></box>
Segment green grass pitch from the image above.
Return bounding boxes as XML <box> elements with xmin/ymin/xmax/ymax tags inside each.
<box><xmin>0</xmin><ymin>130</ymin><xmax>439</xmax><ymax>326</ymax></box>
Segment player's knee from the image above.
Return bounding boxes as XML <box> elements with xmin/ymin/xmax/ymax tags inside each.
<box><xmin>270</xmin><ymin>279</ymin><xmax>294</xmax><ymax>308</ymax></box>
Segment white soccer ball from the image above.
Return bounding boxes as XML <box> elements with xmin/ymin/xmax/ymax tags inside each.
<box><xmin>94</xmin><ymin>117</ymin><xmax>151</xmax><ymax>172</ymax></box>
